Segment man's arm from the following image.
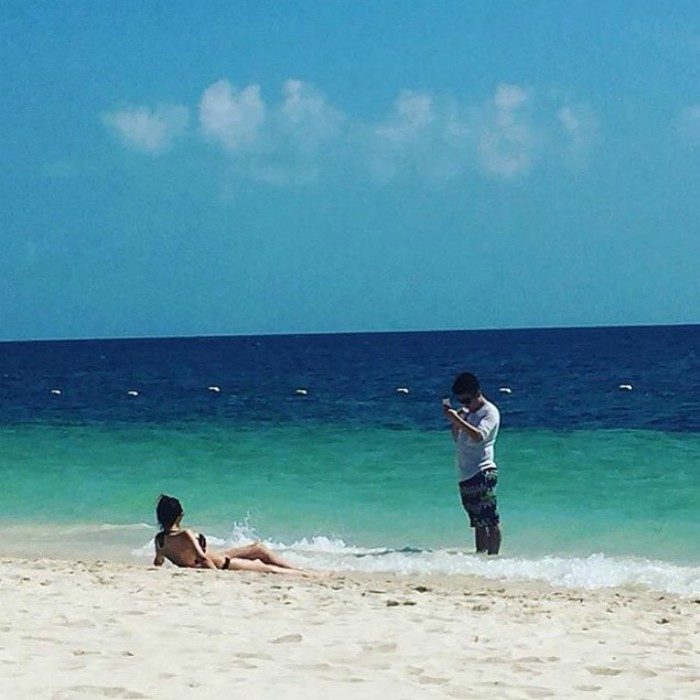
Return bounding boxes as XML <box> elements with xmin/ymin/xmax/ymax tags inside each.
<box><xmin>443</xmin><ymin>405</ymin><xmax>460</xmax><ymax>441</ymax></box>
<box><xmin>446</xmin><ymin>409</ymin><xmax>484</xmax><ymax>442</ymax></box>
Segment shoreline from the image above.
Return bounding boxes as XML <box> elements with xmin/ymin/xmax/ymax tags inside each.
<box><xmin>2</xmin><ymin>528</ymin><xmax>699</xmax><ymax>599</ymax></box>
<box><xmin>1</xmin><ymin>557</ymin><xmax>697</xmax><ymax>698</ymax></box>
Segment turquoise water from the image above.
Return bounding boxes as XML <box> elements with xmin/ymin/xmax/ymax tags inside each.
<box><xmin>2</xmin><ymin>422</ymin><xmax>698</xmax><ymax>565</ymax></box>
<box><xmin>2</xmin><ymin>326</ymin><xmax>698</xmax><ymax>594</ymax></box>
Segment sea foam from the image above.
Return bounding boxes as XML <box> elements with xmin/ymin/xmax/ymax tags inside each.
<box><xmin>132</xmin><ymin>523</ymin><xmax>700</xmax><ymax>597</ymax></box>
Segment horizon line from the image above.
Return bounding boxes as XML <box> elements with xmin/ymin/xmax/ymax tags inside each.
<box><xmin>1</xmin><ymin>321</ymin><xmax>697</xmax><ymax>345</ymax></box>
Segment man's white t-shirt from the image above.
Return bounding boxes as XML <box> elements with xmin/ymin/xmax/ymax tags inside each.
<box><xmin>455</xmin><ymin>399</ymin><xmax>500</xmax><ymax>482</ymax></box>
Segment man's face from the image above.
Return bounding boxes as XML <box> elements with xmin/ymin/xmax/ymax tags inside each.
<box><xmin>456</xmin><ymin>393</ymin><xmax>475</xmax><ymax>406</ymax></box>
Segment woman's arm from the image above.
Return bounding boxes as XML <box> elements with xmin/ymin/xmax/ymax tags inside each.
<box><xmin>184</xmin><ymin>530</ymin><xmax>218</xmax><ymax>569</ymax></box>
<box><xmin>153</xmin><ymin>536</ymin><xmax>165</xmax><ymax>566</ymax></box>
<box><xmin>153</xmin><ymin>550</ymin><xmax>165</xmax><ymax>566</ymax></box>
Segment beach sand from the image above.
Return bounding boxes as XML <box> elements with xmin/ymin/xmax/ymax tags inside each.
<box><xmin>0</xmin><ymin>558</ymin><xmax>697</xmax><ymax>699</ymax></box>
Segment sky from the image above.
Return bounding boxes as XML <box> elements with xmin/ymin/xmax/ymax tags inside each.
<box><xmin>1</xmin><ymin>1</ymin><xmax>698</xmax><ymax>340</ymax></box>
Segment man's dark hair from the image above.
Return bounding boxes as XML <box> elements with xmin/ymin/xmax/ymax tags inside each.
<box><xmin>452</xmin><ymin>372</ymin><xmax>480</xmax><ymax>396</ymax></box>
<box><xmin>156</xmin><ymin>494</ymin><xmax>183</xmax><ymax>532</ymax></box>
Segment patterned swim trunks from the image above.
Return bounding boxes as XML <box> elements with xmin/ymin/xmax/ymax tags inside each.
<box><xmin>458</xmin><ymin>469</ymin><xmax>499</xmax><ymax>528</ymax></box>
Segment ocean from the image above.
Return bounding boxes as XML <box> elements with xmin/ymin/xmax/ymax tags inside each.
<box><xmin>1</xmin><ymin>325</ymin><xmax>698</xmax><ymax>595</ymax></box>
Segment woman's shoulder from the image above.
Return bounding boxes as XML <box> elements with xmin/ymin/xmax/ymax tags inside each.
<box><xmin>155</xmin><ymin>529</ymin><xmax>196</xmax><ymax>546</ymax></box>
<box><xmin>180</xmin><ymin>529</ymin><xmax>201</xmax><ymax>544</ymax></box>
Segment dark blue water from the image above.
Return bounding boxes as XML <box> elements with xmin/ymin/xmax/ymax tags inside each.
<box><xmin>1</xmin><ymin>325</ymin><xmax>698</xmax><ymax>431</ymax></box>
<box><xmin>1</xmin><ymin>326</ymin><xmax>699</xmax><ymax>593</ymax></box>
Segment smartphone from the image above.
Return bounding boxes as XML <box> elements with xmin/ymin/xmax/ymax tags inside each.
<box><xmin>441</xmin><ymin>397</ymin><xmax>452</xmax><ymax>408</ymax></box>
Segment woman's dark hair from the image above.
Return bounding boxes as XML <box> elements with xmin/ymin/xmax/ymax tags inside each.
<box><xmin>452</xmin><ymin>372</ymin><xmax>480</xmax><ymax>396</ymax></box>
<box><xmin>156</xmin><ymin>494</ymin><xmax>183</xmax><ymax>532</ymax></box>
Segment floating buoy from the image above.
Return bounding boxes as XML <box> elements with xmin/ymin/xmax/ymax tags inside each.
<box><xmin>499</xmin><ymin>387</ymin><xmax>512</xmax><ymax>394</ymax></box>
<box><xmin>208</xmin><ymin>386</ymin><xmax>221</xmax><ymax>393</ymax></box>
<box><xmin>295</xmin><ymin>388</ymin><xmax>308</xmax><ymax>396</ymax></box>
<box><xmin>127</xmin><ymin>390</ymin><xmax>139</xmax><ymax>397</ymax></box>
<box><xmin>396</xmin><ymin>387</ymin><xmax>410</xmax><ymax>394</ymax></box>
<box><xmin>51</xmin><ymin>389</ymin><xmax>62</xmax><ymax>396</ymax></box>
<box><xmin>618</xmin><ymin>384</ymin><xmax>633</xmax><ymax>391</ymax></box>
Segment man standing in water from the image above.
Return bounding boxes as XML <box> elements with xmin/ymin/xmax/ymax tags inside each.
<box><xmin>444</xmin><ymin>372</ymin><xmax>501</xmax><ymax>555</ymax></box>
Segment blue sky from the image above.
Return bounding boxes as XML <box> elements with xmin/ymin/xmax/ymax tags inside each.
<box><xmin>1</xmin><ymin>1</ymin><xmax>698</xmax><ymax>340</ymax></box>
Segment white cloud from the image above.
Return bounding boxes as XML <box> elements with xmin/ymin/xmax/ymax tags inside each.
<box><xmin>105</xmin><ymin>79</ymin><xmax>598</xmax><ymax>186</ymax></box>
<box><xmin>493</xmin><ymin>83</ymin><xmax>528</xmax><ymax>111</ymax></box>
<box><xmin>197</xmin><ymin>79</ymin><xmax>346</xmax><ymax>184</ymax></box>
<box><xmin>478</xmin><ymin>83</ymin><xmax>534</xmax><ymax>177</ymax></box>
<box><xmin>558</xmin><ymin>105</ymin><xmax>579</xmax><ymax>132</ymax></box>
<box><xmin>199</xmin><ymin>80</ymin><xmax>266</xmax><ymax>153</ymax></box>
<box><xmin>368</xmin><ymin>91</ymin><xmax>468</xmax><ymax>183</ymax></box>
<box><xmin>102</xmin><ymin>105</ymin><xmax>189</xmax><ymax>153</ymax></box>
<box><xmin>375</xmin><ymin>91</ymin><xmax>435</xmax><ymax>143</ymax></box>
<box><xmin>677</xmin><ymin>105</ymin><xmax>700</xmax><ymax>145</ymax></box>
<box><xmin>557</xmin><ymin>103</ymin><xmax>598</xmax><ymax>167</ymax></box>
<box><xmin>278</xmin><ymin>79</ymin><xmax>345</xmax><ymax>153</ymax></box>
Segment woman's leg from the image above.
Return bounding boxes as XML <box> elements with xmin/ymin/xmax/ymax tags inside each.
<box><xmin>225</xmin><ymin>557</ymin><xmax>316</xmax><ymax>577</ymax></box>
<box><xmin>223</xmin><ymin>542</ymin><xmax>301</xmax><ymax>570</ymax></box>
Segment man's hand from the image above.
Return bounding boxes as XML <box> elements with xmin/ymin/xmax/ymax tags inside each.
<box><xmin>445</xmin><ymin>407</ymin><xmax>461</xmax><ymax>422</ymax></box>
<box><xmin>446</xmin><ymin>408</ymin><xmax>483</xmax><ymax>442</ymax></box>
<box><xmin>446</xmin><ymin>408</ymin><xmax>467</xmax><ymax>431</ymax></box>
<box><xmin>445</xmin><ymin>407</ymin><xmax>461</xmax><ymax>441</ymax></box>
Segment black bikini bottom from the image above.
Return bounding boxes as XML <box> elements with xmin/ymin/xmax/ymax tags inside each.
<box><xmin>222</xmin><ymin>557</ymin><xmax>231</xmax><ymax>570</ymax></box>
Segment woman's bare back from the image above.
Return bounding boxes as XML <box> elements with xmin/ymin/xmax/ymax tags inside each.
<box><xmin>154</xmin><ymin>529</ymin><xmax>207</xmax><ymax>568</ymax></box>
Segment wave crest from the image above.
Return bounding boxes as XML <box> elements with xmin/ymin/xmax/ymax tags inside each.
<box><xmin>131</xmin><ymin>522</ymin><xmax>700</xmax><ymax>596</ymax></box>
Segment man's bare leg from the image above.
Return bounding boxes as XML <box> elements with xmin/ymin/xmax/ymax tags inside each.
<box><xmin>475</xmin><ymin>526</ymin><xmax>488</xmax><ymax>553</ymax></box>
<box><xmin>487</xmin><ymin>525</ymin><xmax>501</xmax><ymax>555</ymax></box>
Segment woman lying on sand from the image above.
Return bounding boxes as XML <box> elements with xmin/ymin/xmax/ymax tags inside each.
<box><xmin>153</xmin><ymin>494</ymin><xmax>316</xmax><ymax>576</ymax></box>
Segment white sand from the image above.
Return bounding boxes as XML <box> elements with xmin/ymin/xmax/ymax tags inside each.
<box><xmin>0</xmin><ymin>558</ymin><xmax>698</xmax><ymax>699</ymax></box>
